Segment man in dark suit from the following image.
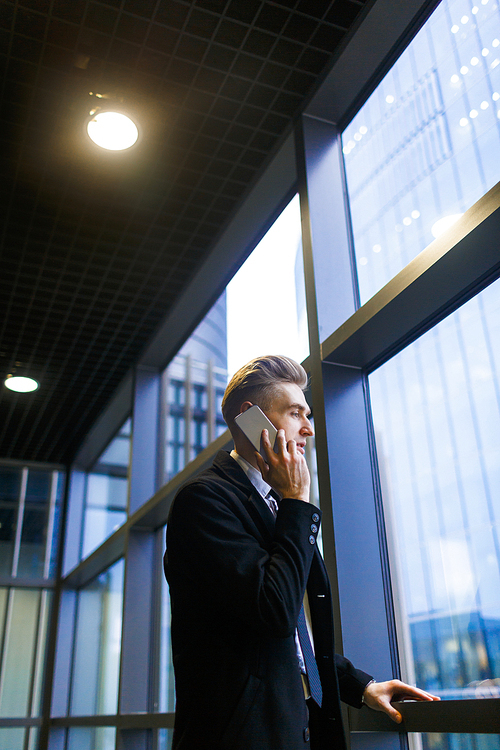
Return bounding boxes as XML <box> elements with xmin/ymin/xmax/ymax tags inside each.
<box><xmin>164</xmin><ymin>355</ymin><xmax>437</xmax><ymax>749</ymax></box>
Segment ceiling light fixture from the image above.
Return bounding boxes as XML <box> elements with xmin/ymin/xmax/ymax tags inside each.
<box><xmin>85</xmin><ymin>92</ymin><xmax>140</xmax><ymax>151</ymax></box>
<box><xmin>87</xmin><ymin>111</ymin><xmax>139</xmax><ymax>151</ymax></box>
<box><xmin>4</xmin><ymin>375</ymin><xmax>39</xmax><ymax>393</ymax></box>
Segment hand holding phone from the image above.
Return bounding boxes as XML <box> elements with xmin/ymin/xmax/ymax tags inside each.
<box><xmin>234</xmin><ymin>405</ymin><xmax>278</xmax><ymax>458</ymax></box>
<box><xmin>235</xmin><ymin>404</ymin><xmax>311</xmax><ymax>503</ymax></box>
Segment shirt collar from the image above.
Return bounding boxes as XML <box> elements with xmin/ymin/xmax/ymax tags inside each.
<box><xmin>230</xmin><ymin>449</ymin><xmax>272</xmax><ymax>500</ymax></box>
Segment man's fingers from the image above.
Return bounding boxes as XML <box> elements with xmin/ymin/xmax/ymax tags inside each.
<box><xmin>385</xmin><ymin>704</ymin><xmax>403</xmax><ymax>723</ymax></box>
<box><xmin>260</xmin><ymin>429</ymin><xmax>276</xmax><ymax>461</ymax></box>
<box><xmin>254</xmin><ymin>451</ymin><xmax>267</xmax><ymax>475</ymax></box>
<box><xmin>394</xmin><ymin>684</ymin><xmax>440</xmax><ymax>702</ymax></box>
<box><xmin>273</xmin><ymin>428</ymin><xmax>287</xmax><ymax>454</ymax></box>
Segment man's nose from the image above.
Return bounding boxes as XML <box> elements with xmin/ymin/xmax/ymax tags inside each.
<box><xmin>302</xmin><ymin>419</ymin><xmax>314</xmax><ymax>437</ymax></box>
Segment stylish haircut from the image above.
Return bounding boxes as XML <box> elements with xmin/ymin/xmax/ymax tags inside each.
<box><xmin>221</xmin><ymin>355</ymin><xmax>308</xmax><ymax>428</ymax></box>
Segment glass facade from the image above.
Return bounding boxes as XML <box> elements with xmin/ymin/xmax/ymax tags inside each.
<box><xmin>343</xmin><ymin>0</ymin><xmax>500</xmax><ymax>304</ymax></box>
<box><xmin>69</xmin><ymin>559</ymin><xmax>124</xmax><ymax>716</ymax></box>
<box><xmin>81</xmin><ymin>420</ymin><xmax>131</xmax><ymax>559</ymax></box>
<box><xmin>369</xmin><ymin>280</ymin><xmax>500</xmax><ymax>698</ymax></box>
<box><xmin>341</xmin><ymin>0</ymin><xmax>500</xmax><ymax>748</ymax></box>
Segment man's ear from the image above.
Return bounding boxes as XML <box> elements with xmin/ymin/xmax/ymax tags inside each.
<box><xmin>239</xmin><ymin>401</ymin><xmax>254</xmax><ymax>414</ymax></box>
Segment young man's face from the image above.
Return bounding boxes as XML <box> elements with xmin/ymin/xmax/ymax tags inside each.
<box><xmin>262</xmin><ymin>383</ymin><xmax>313</xmax><ymax>454</ymax></box>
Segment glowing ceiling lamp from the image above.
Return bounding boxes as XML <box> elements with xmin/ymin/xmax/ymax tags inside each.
<box><xmin>4</xmin><ymin>375</ymin><xmax>39</xmax><ymax>393</ymax></box>
<box><xmin>87</xmin><ymin>111</ymin><xmax>139</xmax><ymax>151</ymax></box>
<box><xmin>431</xmin><ymin>214</ymin><xmax>463</xmax><ymax>239</ymax></box>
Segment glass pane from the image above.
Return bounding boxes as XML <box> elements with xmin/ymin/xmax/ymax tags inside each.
<box><xmin>48</xmin><ymin>472</ymin><xmax>65</xmax><ymax>578</ymax></box>
<box><xmin>27</xmin><ymin>727</ymin><xmax>39</xmax><ymax>750</ymax></box>
<box><xmin>30</xmin><ymin>591</ymin><xmax>51</xmax><ymax>717</ymax></box>
<box><xmin>158</xmin><ymin>728</ymin><xmax>174</xmax><ymax>750</ymax></box>
<box><xmin>0</xmin><ymin>468</ymin><xmax>21</xmax><ymax>502</ymax></box>
<box><xmin>0</xmin><ymin>589</ymin><xmax>40</xmax><ymax>717</ymax></box>
<box><xmin>0</xmin><ymin>468</ymin><xmax>21</xmax><ymax>575</ymax></box>
<box><xmin>67</xmin><ymin>727</ymin><xmax>116</xmax><ymax>750</ymax></box>
<box><xmin>416</xmin><ymin>734</ymin><xmax>500</xmax><ymax>750</ymax></box>
<box><xmin>25</xmin><ymin>470</ymin><xmax>50</xmax><ymax>504</ymax></box>
<box><xmin>226</xmin><ymin>194</ymin><xmax>308</xmax><ymax>375</ymax></box>
<box><xmin>70</xmin><ymin>559</ymin><xmax>124</xmax><ymax>716</ymax></box>
<box><xmin>369</xmin><ymin>278</ymin><xmax>500</xmax><ymax>699</ymax></box>
<box><xmin>18</xmin><ymin>508</ymin><xmax>48</xmax><ymax>578</ymax></box>
<box><xmin>18</xmin><ymin>470</ymin><xmax>52</xmax><ymax>577</ymax></box>
<box><xmin>305</xmin><ymin>429</ymin><xmax>322</xmax><ymax>555</ymax></box>
<box><xmin>80</xmin><ymin>419</ymin><xmax>131</xmax><ymax>561</ymax></box>
<box><xmin>81</xmin><ymin>475</ymin><xmax>127</xmax><ymax>559</ymax></box>
<box><xmin>97</xmin><ymin>419</ymin><xmax>132</xmax><ymax>469</ymax></box>
<box><xmin>343</xmin><ymin>0</ymin><xmax>500</xmax><ymax>304</ymax></box>
<box><xmin>159</xmin><ymin>561</ymin><xmax>175</xmax><ymax>713</ymax></box>
<box><xmin>0</xmin><ymin>728</ymin><xmax>25</xmax><ymax>750</ymax></box>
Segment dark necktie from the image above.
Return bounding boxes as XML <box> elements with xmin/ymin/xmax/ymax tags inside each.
<box><xmin>266</xmin><ymin>488</ymin><xmax>280</xmax><ymax>516</ymax></box>
<box><xmin>297</xmin><ymin>604</ymin><xmax>323</xmax><ymax>707</ymax></box>
<box><xmin>266</xmin><ymin>489</ymin><xmax>323</xmax><ymax>707</ymax></box>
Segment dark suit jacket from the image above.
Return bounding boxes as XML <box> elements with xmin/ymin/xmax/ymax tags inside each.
<box><xmin>164</xmin><ymin>450</ymin><xmax>372</xmax><ymax>750</ymax></box>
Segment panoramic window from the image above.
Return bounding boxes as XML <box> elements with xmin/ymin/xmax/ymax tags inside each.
<box><xmin>369</xmin><ymin>277</ymin><xmax>500</xmax><ymax>747</ymax></box>
<box><xmin>160</xmin><ymin>194</ymin><xmax>308</xmax><ymax>484</ymax></box>
<box><xmin>342</xmin><ymin>0</ymin><xmax>500</xmax><ymax>304</ymax></box>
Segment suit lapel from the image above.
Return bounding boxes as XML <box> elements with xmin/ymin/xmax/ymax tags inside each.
<box><xmin>213</xmin><ymin>450</ymin><xmax>276</xmax><ymax>541</ymax></box>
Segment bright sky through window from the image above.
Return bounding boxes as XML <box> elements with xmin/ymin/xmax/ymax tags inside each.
<box><xmin>226</xmin><ymin>195</ymin><xmax>308</xmax><ymax>378</ymax></box>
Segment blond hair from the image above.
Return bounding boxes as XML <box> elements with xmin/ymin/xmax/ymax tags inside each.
<box><xmin>221</xmin><ymin>355</ymin><xmax>308</xmax><ymax>428</ymax></box>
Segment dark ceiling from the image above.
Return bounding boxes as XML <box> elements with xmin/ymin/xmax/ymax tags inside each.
<box><xmin>0</xmin><ymin>0</ymin><xmax>368</xmax><ymax>465</ymax></box>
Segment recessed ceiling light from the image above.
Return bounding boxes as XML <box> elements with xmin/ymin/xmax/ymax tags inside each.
<box><xmin>87</xmin><ymin>111</ymin><xmax>139</xmax><ymax>151</ymax></box>
<box><xmin>4</xmin><ymin>375</ymin><xmax>39</xmax><ymax>393</ymax></box>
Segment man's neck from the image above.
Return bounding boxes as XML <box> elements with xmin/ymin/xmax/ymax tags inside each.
<box><xmin>232</xmin><ymin>440</ymin><xmax>259</xmax><ymax>470</ymax></box>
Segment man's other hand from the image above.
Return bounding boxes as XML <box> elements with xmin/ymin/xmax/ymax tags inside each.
<box><xmin>255</xmin><ymin>428</ymin><xmax>311</xmax><ymax>503</ymax></box>
<box><xmin>362</xmin><ymin>679</ymin><xmax>440</xmax><ymax>723</ymax></box>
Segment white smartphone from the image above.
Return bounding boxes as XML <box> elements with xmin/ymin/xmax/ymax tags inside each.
<box><xmin>234</xmin><ymin>405</ymin><xmax>278</xmax><ymax>457</ymax></box>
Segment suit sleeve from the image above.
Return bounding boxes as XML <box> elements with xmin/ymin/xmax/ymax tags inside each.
<box><xmin>335</xmin><ymin>654</ymin><xmax>373</xmax><ymax>708</ymax></box>
<box><xmin>166</xmin><ymin>480</ymin><xmax>321</xmax><ymax>639</ymax></box>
